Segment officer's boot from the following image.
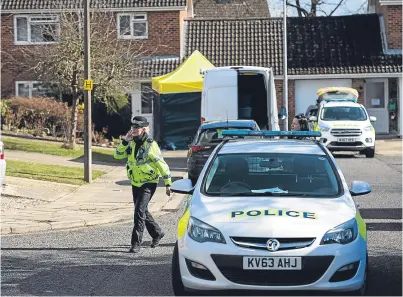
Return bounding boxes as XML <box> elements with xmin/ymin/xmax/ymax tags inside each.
<box><xmin>129</xmin><ymin>232</ymin><xmax>143</xmax><ymax>253</ymax></box>
<box><xmin>129</xmin><ymin>243</ymin><xmax>140</xmax><ymax>253</ymax></box>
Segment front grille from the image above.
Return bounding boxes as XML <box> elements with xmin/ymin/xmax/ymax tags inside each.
<box><xmin>329</xmin><ymin>141</ymin><xmax>364</xmax><ymax>147</ymax></box>
<box><xmin>331</xmin><ymin>128</ymin><xmax>362</xmax><ymax>137</ymax></box>
<box><xmin>211</xmin><ymin>255</ymin><xmax>334</xmax><ymax>286</ymax></box>
<box><xmin>230</xmin><ymin>237</ymin><xmax>316</xmax><ymax>251</ymax></box>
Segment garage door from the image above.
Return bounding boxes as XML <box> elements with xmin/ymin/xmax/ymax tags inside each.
<box><xmin>294</xmin><ymin>79</ymin><xmax>352</xmax><ymax>115</ymax></box>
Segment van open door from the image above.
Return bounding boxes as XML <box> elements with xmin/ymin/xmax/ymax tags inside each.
<box><xmin>201</xmin><ymin>68</ymin><xmax>238</xmax><ymax>122</ymax></box>
<box><xmin>265</xmin><ymin>69</ymin><xmax>280</xmax><ymax>130</ymax></box>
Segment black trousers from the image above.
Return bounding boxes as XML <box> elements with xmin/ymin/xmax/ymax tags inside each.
<box><xmin>131</xmin><ymin>183</ymin><xmax>162</xmax><ymax>246</ymax></box>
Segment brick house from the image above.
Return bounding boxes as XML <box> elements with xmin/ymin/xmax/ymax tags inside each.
<box><xmin>0</xmin><ymin>0</ymin><xmax>190</xmax><ymax>137</ymax></box>
<box><xmin>368</xmin><ymin>0</ymin><xmax>402</xmax><ymax>136</ymax></box>
<box><xmin>183</xmin><ymin>10</ymin><xmax>402</xmax><ymax>135</ymax></box>
<box><xmin>0</xmin><ymin>0</ymin><xmax>271</xmax><ymax>137</ymax></box>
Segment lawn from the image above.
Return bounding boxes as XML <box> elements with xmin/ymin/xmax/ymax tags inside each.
<box><xmin>6</xmin><ymin>160</ymin><xmax>106</xmax><ymax>185</ymax></box>
<box><xmin>2</xmin><ymin>136</ymin><xmax>124</xmax><ymax>163</ymax></box>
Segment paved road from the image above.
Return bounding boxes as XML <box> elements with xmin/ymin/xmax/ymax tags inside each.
<box><xmin>1</xmin><ymin>154</ymin><xmax>401</xmax><ymax>296</ymax></box>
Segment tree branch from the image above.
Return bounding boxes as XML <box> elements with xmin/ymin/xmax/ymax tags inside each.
<box><xmin>329</xmin><ymin>0</ymin><xmax>345</xmax><ymax>16</ymax></box>
<box><xmin>286</xmin><ymin>0</ymin><xmax>309</xmax><ymax>16</ymax></box>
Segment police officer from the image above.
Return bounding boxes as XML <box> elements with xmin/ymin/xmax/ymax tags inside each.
<box><xmin>114</xmin><ymin>116</ymin><xmax>172</xmax><ymax>253</ymax></box>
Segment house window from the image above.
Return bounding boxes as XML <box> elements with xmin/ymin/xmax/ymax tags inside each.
<box><xmin>16</xmin><ymin>81</ymin><xmax>49</xmax><ymax>98</ymax></box>
<box><xmin>118</xmin><ymin>13</ymin><xmax>147</xmax><ymax>39</ymax></box>
<box><xmin>14</xmin><ymin>15</ymin><xmax>59</xmax><ymax>45</ymax></box>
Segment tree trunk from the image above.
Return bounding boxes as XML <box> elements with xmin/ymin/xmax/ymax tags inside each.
<box><xmin>66</xmin><ymin>71</ymin><xmax>79</xmax><ymax>149</ymax></box>
<box><xmin>311</xmin><ymin>0</ymin><xmax>318</xmax><ymax>16</ymax></box>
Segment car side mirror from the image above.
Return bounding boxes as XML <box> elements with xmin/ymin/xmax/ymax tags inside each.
<box><xmin>171</xmin><ymin>178</ymin><xmax>194</xmax><ymax>194</ymax></box>
<box><xmin>370</xmin><ymin>116</ymin><xmax>377</xmax><ymax>122</ymax></box>
<box><xmin>185</xmin><ymin>136</ymin><xmax>194</xmax><ymax>145</ymax></box>
<box><xmin>350</xmin><ymin>181</ymin><xmax>372</xmax><ymax>196</ymax></box>
<box><xmin>279</xmin><ymin>106</ymin><xmax>287</xmax><ymax>120</ymax></box>
<box><xmin>309</xmin><ymin>116</ymin><xmax>318</xmax><ymax>122</ymax></box>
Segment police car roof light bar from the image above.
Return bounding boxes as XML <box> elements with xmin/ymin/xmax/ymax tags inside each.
<box><xmin>221</xmin><ymin>130</ymin><xmax>322</xmax><ymax>138</ymax></box>
<box><xmin>322</xmin><ymin>98</ymin><xmax>358</xmax><ymax>103</ymax></box>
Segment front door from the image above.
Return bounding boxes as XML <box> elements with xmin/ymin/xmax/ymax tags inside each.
<box><xmin>132</xmin><ymin>82</ymin><xmax>154</xmax><ymax>137</ymax></box>
<box><xmin>365</xmin><ymin>79</ymin><xmax>389</xmax><ymax>134</ymax></box>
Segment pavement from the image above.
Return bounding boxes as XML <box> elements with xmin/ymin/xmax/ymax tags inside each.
<box><xmin>1</xmin><ymin>149</ymin><xmax>189</xmax><ymax>235</ymax></box>
<box><xmin>1</xmin><ymin>138</ymin><xmax>401</xmax><ymax>236</ymax></box>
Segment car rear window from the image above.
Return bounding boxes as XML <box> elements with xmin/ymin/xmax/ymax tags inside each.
<box><xmin>196</xmin><ymin>127</ymin><xmax>254</xmax><ymax>145</ymax></box>
<box><xmin>202</xmin><ymin>153</ymin><xmax>342</xmax><ymax>198</ymax></box>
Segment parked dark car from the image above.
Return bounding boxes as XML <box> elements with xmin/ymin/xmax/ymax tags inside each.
<box><xmin>186</xmin><ymin>120</ymin><xmax>260</xmax><ymax>185</ymax></box>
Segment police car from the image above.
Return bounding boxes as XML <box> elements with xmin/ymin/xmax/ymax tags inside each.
<box><xmin>170</xmin><ymin>130</ymin><xmax>371</xmax><ymax>296</ymax></box>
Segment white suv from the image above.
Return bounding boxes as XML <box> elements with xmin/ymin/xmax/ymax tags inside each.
<box><xmin>309</xmin><ymin>88</ymin><xmax>376</xmax><ymax>158</ymax></box>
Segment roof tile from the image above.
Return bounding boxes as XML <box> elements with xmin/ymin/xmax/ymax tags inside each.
<box><xmin>184</xmin><ymin>14</ymin><xmax>402</xmax><ymax>75</ymax></box>
<box><xmin>133</xmin><ymin>57</ymin><xmax>183</xmax><ymax>78</ymax></box>
<box><xmin>1</xmin><ymin>0</ymin><xmax>186</xmax><ymax>10</ymax></box>
<box><xmin>193</xmin><ymin>0</ymin><xmax>270</xmax><ymax>19</ymax></box>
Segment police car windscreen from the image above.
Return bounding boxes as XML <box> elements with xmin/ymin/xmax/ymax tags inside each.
<box><xmin>202</xmin><ymin>153</ymin><xmax>341</xmax><ymax>197</ymax></box>
<box><xmin>321</xmin><ymin>106</ymin><xmax>367</xmax><ymax>121</ymax></box>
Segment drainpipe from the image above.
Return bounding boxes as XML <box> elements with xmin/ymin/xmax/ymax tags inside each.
<box><xmin>398</xmin><ymin>76</ymin><xmax>402</xmax><ymax>137</ymax></box>
<box><xmin>283</xmin><ymin>0</ymin><xmax>288</xmax><ymax>130</ymax></box>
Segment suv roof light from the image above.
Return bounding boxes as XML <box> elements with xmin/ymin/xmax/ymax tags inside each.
<box><xmin>221</xmin><ymin>130</ymin><xmax>321</xmax><ymax>138</ymax></box>
<box><xmin>322</xmin><ymin>98</ymin><xmax>358</xmax><ymax>103</ymax></box>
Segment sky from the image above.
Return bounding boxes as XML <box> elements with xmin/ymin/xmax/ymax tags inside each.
<box><xmin>269</xmin><ymin>0</ymin><xmax>369</xmax><ymax>17</ymax></box>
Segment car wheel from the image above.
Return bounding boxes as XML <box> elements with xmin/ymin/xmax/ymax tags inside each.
<box><xmin>365</xmin><ymin>147</ymin><xmax>375</xmax><ymax>158</ymax></box>
<box><xmin>172</xmin><ymin>241</ymin><xmax>189</xmax><ymax>296</ymax></box>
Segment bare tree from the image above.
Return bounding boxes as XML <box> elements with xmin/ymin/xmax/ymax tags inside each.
<box><xmin>270</xmin><ymin>0</ymin><xmax>367</xmax><ymax>17</ymax></box>
<box><xmin>2</xmin><ymin>9</ymin><xmax>171</xmax><ymax>148</ymax></box>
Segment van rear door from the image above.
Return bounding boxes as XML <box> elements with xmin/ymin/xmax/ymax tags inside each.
<box><xmin>265</xmin><ymin>69</ymin><xmax>280</xmax><ymax>130</ymax></box>
<box><xmin>202</xmin><ymin>69</ymin><xmax>238</xmax><ymax>122</ymax></box>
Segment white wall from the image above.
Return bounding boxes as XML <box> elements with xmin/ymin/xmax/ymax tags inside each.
<box><xmin>294</xmin><ymin>79</ymin><xmax>353</xmax><ymax>115</ymax></box>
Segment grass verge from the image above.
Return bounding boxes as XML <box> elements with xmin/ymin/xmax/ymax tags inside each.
<box><xmin>6</xmin><ymin>160</ymin><xmax>106</xmax><ymax>185</ymax></box>
<box><xmin>2</xmin><ymin>136</ymin><xmax>123</xmax><ymax>163</ymax></box>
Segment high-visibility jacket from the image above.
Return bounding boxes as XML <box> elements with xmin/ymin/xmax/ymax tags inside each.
<box><xmin>313</xmin><ymin>121</ymin><xmax>319</xmax><ymax>131</ymax></box>
<box><xmin>114</xmin><ymin>138</ymin><xmax>172</xmax><ymax>187</ymax></box>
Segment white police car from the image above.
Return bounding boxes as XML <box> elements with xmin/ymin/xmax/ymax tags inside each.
<box><xmin>170</xmin><ymin>130</ymin><xmax>371</xmax><ymax>296</ymax></box>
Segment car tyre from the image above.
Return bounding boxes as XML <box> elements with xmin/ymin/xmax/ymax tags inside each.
<box><xmin>172</xmin><ymin>241</ymin><xmax>193</xmax><ymax>296</ymax></box>
<box><xmin>365</xmin><ymin>147</ymin><xmax>375</xmax><ymax>158</ymax></box>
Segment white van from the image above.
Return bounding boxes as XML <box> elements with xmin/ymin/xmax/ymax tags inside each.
<box><xmin>200</xmin><ymin>66</ymin><xmax>280</xmax><ymax>131</ymax></box>
<box><xmin>308</xmin><ymin>87</ymin><xmax>377</xmax><ymax>158</ymax></box>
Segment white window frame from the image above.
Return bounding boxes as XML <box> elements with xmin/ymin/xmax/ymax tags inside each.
<box><xmin>15</xmin><ymin>81</ymin><xmax>46</xmax><ymax>98</ymax></box>
<box><xmin>117</xmin><ymin>13</ymin><xmax>148</xmax><ymax>40</ymax></box>
<box><xmin>13</xmin><ymin>14</ymin><xmax>60</xmax><ymax>45</ymax></box>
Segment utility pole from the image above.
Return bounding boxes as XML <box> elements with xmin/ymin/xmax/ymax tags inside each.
<box><xmin>83</xmin><ymin>0</ymin><xmax>92</xmax><ymax>182</ymax></box>
<box><xmin>283</xmin><ymin>0</ymin><xmax>288</xmax><ymax>130</ymax></box>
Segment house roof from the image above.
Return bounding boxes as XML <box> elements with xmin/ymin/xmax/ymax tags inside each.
<box><xmin>192</xmin><ymin>0</ymin><xmax>270</xmax><ymax>19</ymax></box>
<box><xmin>184</xmin><ymin>14</ymin><xmax>402</xmax><ymax>76</ymax></box>
<box><xmin>1</xmin><ymin>0</ymin><xmax>186</xmax><ymax>11</ymax></box>
<box><xmin>134</xmin><ymin>58</ymin><xmax>183</xmax><ymax>78</ymax></box>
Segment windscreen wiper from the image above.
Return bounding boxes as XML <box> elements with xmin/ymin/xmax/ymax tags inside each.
<box><xmin>218</xmin><ymin>192</ymin><xmax>308</xmax><ymax>197</ymax></box>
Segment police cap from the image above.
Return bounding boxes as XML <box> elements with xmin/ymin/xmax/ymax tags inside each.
<box><xmin>131</xmin><ymin>116</ymin><xmax>149</xmax><ymax>128</ymax></box>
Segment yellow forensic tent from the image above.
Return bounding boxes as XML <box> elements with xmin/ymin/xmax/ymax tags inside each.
<box><xmin>152</xmin><ymin>50</ymin><xmax>215</xmax><ymax>94</ymax></box>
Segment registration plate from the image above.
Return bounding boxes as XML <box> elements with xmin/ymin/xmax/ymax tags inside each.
<box><xmin>337</xmin><ymin>137</ymin><xmax>357</xmax><ymax>142</ymax></box>
<box><xmin>243</xmin><ymin>256</ymin><xmax>302</xmax><ymax>270</ymax></box>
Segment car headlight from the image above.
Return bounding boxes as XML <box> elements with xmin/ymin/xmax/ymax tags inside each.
<box><xmin>187</xmin><ymin>216</ymin><xmax>226</xmax><ymax>244</ymax></box>
<box><xmin>320</xmin><ymin>218</ymin><xmax>358</xmax><ymax>245</ymax></box>
<box><xmin>320</xmin><ymin>127</ymin><xmax>330</xmax><ymax>132</ymax></box>
<box><xmin>364</xmin><ymin>125</ymin><xmax>373</xmax><ymax>131</ymax></box>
